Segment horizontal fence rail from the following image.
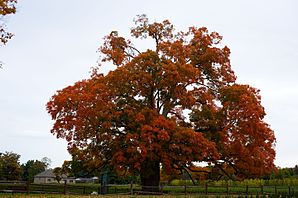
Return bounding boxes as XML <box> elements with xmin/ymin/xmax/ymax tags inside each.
<box><xmin>0</xmin><ymin>181</ymin><xmax>297</xmax><ymax>196</ymax></box>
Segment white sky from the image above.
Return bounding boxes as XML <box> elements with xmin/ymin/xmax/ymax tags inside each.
<box><xmin>0</xmin><ymin>0</ymin><xmax>297</xmax><ymax>168</ymax></box>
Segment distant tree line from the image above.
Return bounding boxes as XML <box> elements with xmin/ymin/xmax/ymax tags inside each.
<box><xmin>0</xmin><ymin>151</ymin><xmax>133</xmax><ymax>184</ymax></box>
<box><xmin>268</xmin><ymin>166</ymin><xmax>298</xmax><ymax>180</ymax></box>
<box><xmin>1</xmin><ymin>150</ymin><xmax>298</xmax><ymax>184</ymax></box>
<box><xmin>0</xmin><ymin>151</ymin><xmax>50</xmax><ymax>182</ymax></box>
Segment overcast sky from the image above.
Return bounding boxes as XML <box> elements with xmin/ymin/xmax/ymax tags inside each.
<box><xmin>0</xmin><ymin>0</ymin><xmax>297</xmax><ymax>168</ymax></box>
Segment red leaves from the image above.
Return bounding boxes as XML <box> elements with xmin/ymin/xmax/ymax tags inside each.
<box><xmin>214</xmin><ymin>85</ymin><xmax>275</xmax><ymax>177</ymax></box>
<box><xmin>100</xmin><ymin>31</ymin><xmax>130</xmax><ymax>66</ymax></box>
<box><xmin>47</xmin><ymin>16</ymin><xmax>276</xmax><ymax>180</ymax></box>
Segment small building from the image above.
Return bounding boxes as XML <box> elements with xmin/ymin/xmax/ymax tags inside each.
<box><xmin>34</xmin><ymin>169</ymin><xmax>75</xmax><ymax>184</ymax></box>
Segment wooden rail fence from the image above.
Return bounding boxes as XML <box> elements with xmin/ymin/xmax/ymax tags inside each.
<box><xmin>0</xmin><ymin>181</ymin><xmax>297</xmax><ymax>196</ymax></box>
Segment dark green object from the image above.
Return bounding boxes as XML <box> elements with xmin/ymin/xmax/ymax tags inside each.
<box><xmin>100</xmin><ymin>167</ymin><xmax>110</xmax><ymax>194</ymax></box>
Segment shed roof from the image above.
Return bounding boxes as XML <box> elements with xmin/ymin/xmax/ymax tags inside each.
<box><xmin>35</xmin><ymin>169</ymin><xmax>66</xmax><ymax>178</ymax></box>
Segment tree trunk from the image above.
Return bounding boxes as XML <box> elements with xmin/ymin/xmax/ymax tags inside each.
<box><xmin>140</xmin><ymin>159</ymin><xmax>160</xmax><ymax>192</ymax></box>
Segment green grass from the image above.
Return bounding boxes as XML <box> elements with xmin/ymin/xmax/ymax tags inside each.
<box><xmin>0</xmin><ymin>195</ymin><xmax>274</xmax><ymax>198</ymax></box>
<box><xmin>0</xmin><ymin>195</ymin><xmax>204</xmax><ymax>198</ymax></box>
<box><xmin>2</xmin><ymin>182</ymin><xmax>298</xmax><ymax>197</ymax></box>
<box><xmin>2</xmin><ymin>195</ymin><xmax>298</xmax><ymax>198</ymax></box>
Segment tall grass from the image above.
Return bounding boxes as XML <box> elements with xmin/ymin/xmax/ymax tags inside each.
<box><xmin>170</xmin><ymin>178</ymin><xmax>298</xmax><ymax>186</ymax></box>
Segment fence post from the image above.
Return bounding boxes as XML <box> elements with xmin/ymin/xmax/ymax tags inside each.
<box><xmin>274</xmin><ymin>185</ymin><xmax>277</xmax><ymax>195</ymax></box>
<box><xmin>184</xmin><ymin>184</ymin><xmax>187</xmax><ymax>195</ymax></box>
<box><xmin>100</xmin><ymin>182</ymin><xmax>107</xmax><ymax>195</ymax></box>
<box><xmin>97</xmin><ymin>184</ymin><xmax>100</xmax><ymax>194</ymax></box>
<box><xmin>226</xmin><ymin>183</ymin><xmax>229</xmax><ymax>195</ymax></box>
<box><xmin>288</xmin><ymin>186</ymin><xmax>291</xmax><ymax>196</ymax></box>
<box><xmin>130</xmin><ymin>181</ymin><xmax>133</xmax><ymax>195</ymax></box>
<box><xmin>205</xmin><ymin>183</ymin><xmax>208</xmax><ymax>195</ymax></box>
<box><xmin>260</xmin><ymin>185</ymin><xmax>263</xmax><ymax>195</ymax></box>
<box><xmin>246</xmin><ymin>185</ymin><xmax>248</xmax><ymax>195</ymax></box>
<box><xmin>63</xmin><ymin>180</ymin><xmax>67</xmax><ymax>195</ymax></box>
<box><xmin>26</xmin><ymin>181</ymin><xmax>30</xmax><ymax>195</ymax></box>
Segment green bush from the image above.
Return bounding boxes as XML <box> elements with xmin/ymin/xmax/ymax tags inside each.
<box><xmin>170</xmin><ymin>179</ymin><xmax>194</xmax><ymax>186</ymax></box>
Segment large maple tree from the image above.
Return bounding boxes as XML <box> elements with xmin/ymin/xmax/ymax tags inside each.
<box><xmin>47</xmin><ymin>15</ymin><xmax>275</xmax><ymax>190</ymax></box>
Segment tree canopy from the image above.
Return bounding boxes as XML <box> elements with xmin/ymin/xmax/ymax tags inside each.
<box><xmin>47</xmin><ymin>15</ymin><xmax>276</xmax><ymax>190</ymax></box>
<box><xmin>0</xmin><ymin>151</ymin><xmax>51</xmax><ymax>182</ymax></box>
<box><xmin>21</xmin><ymin>159</ymin><xmax>48</xmax><ymax>182</ymax></box>
<box><xmin>0</xmin><ymin>151</ymin><xmax>21</xmax><ymax>180</ymax></box>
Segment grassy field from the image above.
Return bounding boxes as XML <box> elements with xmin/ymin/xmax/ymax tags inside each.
<box><xmin>1</xmin><ymin>181</ymin><xmax>298</xmax><ymax>197</ymax></box>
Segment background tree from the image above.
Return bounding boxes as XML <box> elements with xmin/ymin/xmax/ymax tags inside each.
<box><xmin>270</xmin><ymin>167</ymin><xmax>294</xmax><ymax>179</ymax></box>
<box><xmin>0</xmin><ymin>151</ymin><xmax>21</xmax><ymax>180</ymax></box>
<box><xmin>294</xmin><ymin>165</ymin><xmax>298</xmax><ymax>177</ymax></box>
<box><xmin>21</xmin><ymin>159</ymin><xmax>47</xmax><ymax>182</ymax></box>
<box><xmin>52</xmin><ymin>167</ymin><xmax>63</xmax><ymax>183</ymax></box>
<box><xmin>62</xmin><ymin>154</ymin><xmax>100</xmax><ymax>178</ymax></box>
<box><xmin>40</xmin><ymin>157</ymin><xmax>51</xmax><ymax>169</ymax></box>
<box><xmin>47</xmin><ymin>15</ymin><xmax>276</xmax><ymax>191</ymax></box>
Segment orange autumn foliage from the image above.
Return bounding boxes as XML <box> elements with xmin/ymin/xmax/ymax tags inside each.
<box><xmin>0</xmin><ymin>0</ymin><xmax>17</xmax><ymax>45</ymax></box>
<box><xmin>219</xmin><ymin>85</ymin><xmax>276</xmax><ymax>178</ymax></box>
<box><xmin>47</xmin><ymin>15</ymin><xmax>276</xmax><ymax>184</ymax></box>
